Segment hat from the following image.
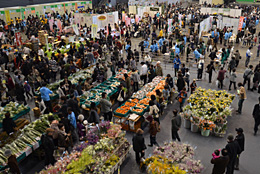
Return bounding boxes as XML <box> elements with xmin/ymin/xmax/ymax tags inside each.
<box><xmin>4</xmin><ymin>149</ymin><xmax>12</xmax><ymax>157</ymax></box>
<box><xmin>156</xmin><ymin>61</ymin><xmax>161</xmax><ymax>64</ymax></box>
<box><xmin>235</xmin><ymin>128</ymin><xmax>243</xmax><ymax>133</ymax></box>
<box><xmin>227</xmin><ymin>134</ymin><xmax>234</xmax><ymax>141</ymax></box>
<box><xmin>78</xmin><ymin>114</ymin><xmax>84</xmax><ymax>121</ymax></box>
<box><xmin>193</xmin><ymin>79</ymin><xmax>196</xmax><ymax>81</ymax></box>
<box><xmin>4</xmin><ymin>70</ymin><xmax>8</xmax><ymax>73</ymax></box>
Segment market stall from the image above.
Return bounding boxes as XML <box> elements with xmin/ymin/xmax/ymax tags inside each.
<box><xmin>143</xmin><ymin>141</ymin><xmax>204</xmax><ymax>173</ymax></box>
<box><xmin>182</xmin><ymin>87</ymin><xmax>235</xmax><ymax>137</ymax></box>
<box><xmin>0</xmin><ymin>113</ymin><xmax>56</xmax><ymax>170</ymax></box>
<box><xmin>0</xmin><ymin>102</ymin><xmax>30</xmax><ymax>128</ymax></box>
<box><xmin>39</xmin><ymin>122</ymin><xmax>131</xmax><ymax>174</ymax></box>
<box><xmin>113</xmin><ymin>76</ymin><xmax>165</xmax><ymax>132</ymax></box>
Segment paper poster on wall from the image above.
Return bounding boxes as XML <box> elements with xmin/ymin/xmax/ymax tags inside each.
<box><xmin>97</xmin><ymin>14</ymin><xmax>108</xmax><ymax>30</ymax></box>
<box><xmin>230</xmin><ymin>9</ymin><xmax>236</xmax><ymax>17</ymax></box>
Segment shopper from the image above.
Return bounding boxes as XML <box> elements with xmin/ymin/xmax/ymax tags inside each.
<box><xmin>2</xmin><ymin>112</ymin><xmax>16</xmax><ymax>135</ymax></box>
<box><xmin>155</xmin><ymin>61</ymin><xmax>163</xmax><ymax>76</ymax></box>
<box><xmin>229</xmin><ymin>69</ymin><xmax>237</xmax><ymax>90</ymax></box>
<box><xmin>4</xmin><ymin>149</ymin><xmax>21</xmax><ymax>174</ymax></box>
<box><xmin>40</xmin><ymin>82</ymin><xmax>53</xmax><ymax>113</ymax></box>
<box><xmin>57</xmin><ymin>123</ymin><xmax>72</xmax><ymax>153</ymax></box>
<box><xmin>100</xmin><ymin>92</ymin><xmax>112</xmax><ymax>121</ymax></box>
<box><xmin>173</xmin><ymin>55</ymin><xmax>181</xmax><ymax>77</ymax></box>
<box><xmin>132</xmin><ymin>128</ymin><xmax>146</xmax><ymax>164</ymax></box>
<box><xmin>88</xmin><ymin>102</ymin><xmax>100</xmax><ymax>125</ymax></box>
<box><xmin>171</xmin><ymin>109</ymin><xmax>181</xmax><ymax>142</ymax></box>
<box><xmin>234</xmin><ymin>128</ymin><xmax>245</xmax><ymax>170</ymax></box>
<box><xmin>197</xmin><ymin>58</ymin><xmax>204</xmax><ymax>80</ymax></box>
<box><xmin>178</xmin><ymin>87</ymin><xmax>187</xmax><ymax>112</ymax></box>
<box><xmin>236</xmin><ymin>83</ymin><xmax>246</xmax><ymax>114</ymax></box>
<box><xmin>206</xmin><ymin>61</ymin><xmax>215</xmax><ymax>83</ymax></box>
<box><xmin>253</xmin><ymin>97</ymin><xmax>260</xmax><ymax>135</ymax></box>
<box><xmin>77</xmin><ymin>114</ymin><xmax>86</xmax><ymax>139</ymax></box>
<box><xmin>149</xmin><ymin>100</ymin><xmax>160</xmax><ymax>124</ymax></box>
<box><xmin>176</xmin><ymin>74</ymin><xmax>185</xmax><ymax>92</ymax></box>
<box><xmin>245</xmin><ymin>47</ymin><xmax>252</xmax><ymax>67</ymax></box>
<box><xmin>243</xmin><ymin>65</ymin><xmax>254</xmax><ymax>90</ymax></box>
<box><xmin>190</xmin><ymin>79</ymin><xmax>197</xmax><ymax>94</ymax></box>
<box><xmin>211</xmin><ymin>148</ymin><xmax>229</xmax><ymax>174</ymax></box>
<box><xmin>131</xmin><ymin>69</ymin><xmax>140</xmax><ymax>92</ymax></box>
<box><xmin>225</xmin><ymin>134</ymin><xmax>241</xmax><ymax>174</ymax></box>
<box><xmin>67</xmin><ymin>107</ymin><xmax>78</xmax><ymax>143</ymax></box>
<box><xmin>41</xmin><ymin>128</ymin><xmax>56</xmax><ymax>166</ymax></box>
<box><xmin>147</xmin><ymin>116</ymin><xmax>160</xmax><ymax>147</ymax></box>
<box><xmin>217</xmin><ymin>67</ymin><xmax>226</xmax><ymax>89</ymax></box>
<box><xmin>140</xmin><ymin>62</ymin><xmax>148</xmax><ymax>85</ymax></box>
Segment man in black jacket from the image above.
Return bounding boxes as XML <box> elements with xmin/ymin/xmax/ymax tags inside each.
<box><xmin>253</xmin><ymin>97</ymin><xmax>260</xmax><ymax>135</ymax></box>
<box><xmin>234</xmin><ymin>128</ymin><xmax>245</xmax><ymax>170</ymax></box>
<box><xmin>171</xmin><ymin>110</ymin><xmax>181</xmax><ymax>142</ymax></box>
<box><xmin>225</xmin><ymin>134</ymin><xmax>241</xmax><ymax>174</ymax></box>
<box><xmin>67</xmin><ymin>94</ymin><xmax>80</xmax><ymax>117</ymax></box>
<box><xmin>132</xmin><ymin>128</ymin><xmax>146</xmax><ymax>164</ymax></box>
<box><xmin>211</xmin><ymin>148</ymin><xmax>229</xmax><ymax>174</ymax></box>
<box><xmin>41</xmin><ymin>128</ymin><xmax>56</xmax><ymax>166</ymax></box>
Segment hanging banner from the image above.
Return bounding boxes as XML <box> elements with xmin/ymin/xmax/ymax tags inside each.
<box><xmin>238</xmin><ymin>16</ymin><xmax>244</xmax><ymax>31</ymax></box>
<box><xmin>135</xmin><ymin>14</ymin><xmax>139</xmax><ymax>23</ymax></box>
<box><xmin>122</xmin><ymin>11</ymin><xmax>126</xmax><ymax>22</ymax></box>
<box><xmin>168</xmin><ymin>19</ymin><xmax>172</xmax><ymax>33</ymax></box>
<box><xmin>125</xmin><ymin>16</ymin><xmax>131</xmax><ymax>26</ymax></box>
<box><xmin>72</xmin><ymin>24</ymin><xmax>79</xmax><ymax>35</ymax></box>
<box><xmin>57</xmin><ymin>19</ymin><xmax>62</xmax><ymax>33</ymax></box>
<box><xmin>15</xmin><ymin>32</ymin><xmax>22</xmax><ymax>47</ymax></box>
<box><xmin>49</xmin><ymin>18</ymin><xmax>54</xmax><ymax>32</ymax></box>
<box><xmin>5</xmin><ymin>10</ymin><xmax>11</xmax><ymax>22</ymax></box>
<box><xmin>92</xmin><ymin>24</ymin><xmax>98</xmax><ymax>38</ymax></box>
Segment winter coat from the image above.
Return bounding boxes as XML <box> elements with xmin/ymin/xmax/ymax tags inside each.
<box><xmin>171</xmin><ymin>115</ymin><xmax>181</xmax><ymax>131</ymax></box>
<box><xmin>211</xmin><ymin>155</ymin><xmax>229</xmax><ymax>174</ymax></box>
<box><xmin>235</xmin><ymin>133</ymin><xmax>245</xmax><ymax>153</ymax></box>
<box><xmin>132</xmin><ymin>134</ymin><xmax>146</xmax><ymax>152</ymax></box>
<box><xmin>225</xmin><ymin>141</ymin><xmax>241</xmax><ymax>161</ymax></box>
<box><xmin>149</xmin><ymin>121</ymin><xmax>159</xmax><ymax>136</ymax></box>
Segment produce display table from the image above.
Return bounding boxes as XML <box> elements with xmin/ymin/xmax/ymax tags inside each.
<box><xmin>0</xmin><ymin>107</ymin><xmax>30</xmax><ymax>128</ymax></box>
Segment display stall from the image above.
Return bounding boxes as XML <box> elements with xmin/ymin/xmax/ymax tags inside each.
<box><xmin>0</xmin><ymin>113</ymin><xmax>56</xmax><ymax>170</ymax></box>
<box><xmin>137</xmin><ymin>6</ymin><xmax>162</xmax><ymax>17</ymax></box>
<box><xmin>200</xmin><ymin>7</ymin><xmax>242</xmax><ymax>18</ymax></box>
<box><xmin>182</xmin><ymin>87</ymin><xmax>235</xmax><ymax>137</ymax></box>
<box><xmin>39</xmin><ymin>122</ymin><xmax>131</xmax><ymax>174</ymax></box>
<box><xmin>113</xmin><ymin>76</ymin><xmax>166</xmax><ymax>132</ymax></box>
<box><xmin>0</xmin><ymin>102</ymin><xmax>30</xmax><ymax>128</ymax></box>
<box><xmin>143</xmin><ymin>141</ymin><xmax>204</xmax><ymax>173</ymax></box>
<box><xmin>21</xmin><ymin>6</ymin><xmax>40</xmax><ymax>19</ymax></box>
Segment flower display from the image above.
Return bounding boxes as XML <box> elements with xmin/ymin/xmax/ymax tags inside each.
<box><xmin>144</xmin><ymin>142</ymin><xmax>203</xmax><ymax>173</ymax></box>
<box><xmin>182</xmin><ymin>87</ymin><xmax>235</xmax><ymax>136</ymax></box>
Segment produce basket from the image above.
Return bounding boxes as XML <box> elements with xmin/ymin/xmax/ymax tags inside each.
<box><xmin>114</xmin><ymin>108</ymin><xmax>130</xmax><ymax>117</ymax></box>
<box><xmin>131</xmin><ymin>107</ymin><xmax>146</xmax><ymax>115</ymax></box>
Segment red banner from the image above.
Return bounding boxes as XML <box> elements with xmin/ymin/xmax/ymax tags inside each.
<box><xmin>238</xmin><ymin>16</ymin><xmax>244</xmax><ymax>31</ymax></box>
<box><xmin>15</xmin><ymin>32</ymin><xmax>22</xmax><ymax>47</ymax></box>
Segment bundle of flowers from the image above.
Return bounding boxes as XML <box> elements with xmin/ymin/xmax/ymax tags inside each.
<box><xmin>144</xmin><ymin>142</ymin><xmax>203</xmax><ymax>173</ymax></box>
<box><xmin>182</xmin><ymin>88</ymin><xmax>234</xmax><ymax>134</ymax></box>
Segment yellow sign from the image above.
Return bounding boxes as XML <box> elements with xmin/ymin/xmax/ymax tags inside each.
<box><xmin>91</xmin><ymin>24</ymin><xmax>98</xmax><ymax>39</ymax></box>
<box><xmin>98</xmin><ymin>15</ymin><xmax>106</xmax><ymax>21</ymax></box>
<box><xmin>5</xmin><ymin>10</ymin><xmax>10</xmax><ymax>22</ymax></box>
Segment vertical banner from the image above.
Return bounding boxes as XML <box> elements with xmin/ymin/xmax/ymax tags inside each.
<box><xmin>63</xmin><ymin>3</ymin><xmax>66</xmax><ymax>13</ymax></box>
<box><xmin>74</xmin><ymin>13</ymin><xmax>81</xmax><ymax>26</ymax></box>
<box><xmin>238</xmin><ymin>16</ymin><xmax>244</xmax><ymax>31</ymax></box>
<box><xmin>168</xmin><ymin>19</ymin><xmax>172</xmax><ymax>33</ymax></box>
<box><xmin>15</xmin><ymin>32</ymin><xmax>22</xmax><ymax>47</ymax></box>
<box><xmin>178</xmin><ymin>14</ymin><xmax>182</xmax><ymax>28</ymax></box>
<box><xmin>5</xmin><ymin>10</ymin><xmax>10</xmax><ymax>22</ymax></box>
<box><xmin>72</xmin><ymin>24</ymin><xmax>79</xmax><ymax>35</ymax></box>
<box><xmin>57</xmin><ymin>19</ymin><xmax>62</xmax><ymax>33</ymax></box>
<box><xmin>122</xmin><ymin>11</ymin><xmax>126</xmax><ymax>22</ymax></box>
<box><xmin>92</xmin><ymin>24</ymin><xmax>98</xmax><ymax>38</ymax></box>
<box><xmin>49</xmin><ymin>18</ymin><xmax>54</xmax><ymax>32</ymax></box>
<box><xmin>135</xmin><ymin>14</ymin><xmax>139</xmax><ymax>23</ymax></box>
<box><xmin>92</xmin><ymin>15</ymin><xmax>97</xmax><ymax>25</ymax></box>
<box><xmin>113</xmin><ymin>11</ymin><xmax>119</xmax><ymax>24</ymax></box>
<box><xmin>125</xmin><ymin>16</ymin><xmax>131</xmax><ymax>26</ymax></box>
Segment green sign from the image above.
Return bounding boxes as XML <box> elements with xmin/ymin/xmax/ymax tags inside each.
<box><xmin>0</xmin><ymin>11</ymin><xmax>4</xmax><ymax>15</ymax></box>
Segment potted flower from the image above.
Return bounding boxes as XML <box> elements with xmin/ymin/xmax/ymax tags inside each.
<box><xmin>190</xmin><ymin>115</ymin><xmax>200</xmax><ymax>133</ymax></box>
<box><xmin>182</xmin><ymin>110</ymin><xmax>191</xmax><ymax>129</ymax></box>
<box><xmin>199</xmin><ymin>120</ymin><xmax>215</xmax><ymax>137</ymax></box>
<box><xmin>214</xmin><ymin>122</ymin><xmax>227</xmax><ymax>137</ymax></box>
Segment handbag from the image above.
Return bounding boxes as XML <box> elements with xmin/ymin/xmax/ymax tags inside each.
<box><xmin>117</xmin><ymin>90</ymin><xmax>124</xmax><ymax>102</ymax></box>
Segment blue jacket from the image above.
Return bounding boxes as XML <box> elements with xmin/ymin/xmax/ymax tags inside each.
<box><xmin>194</xmin><ymin>50</ymin><xmax>201</xmax><ymax>59</ymax></box>
<box><xmin>224</xmin><ymin>32</ymin><xmax>229</xmax><ymax>40</ymax></box>
<box><xmin>126</xmin><ymin>44</ymin><xmax>130</xmax><ymax>50</ymax></box>
<box><xmin>211</xmin><ymin>31</ymin><xmax>215</xmax><ymax>38</ymax></box>
<box><xmin>242</xmin><ymin>22</ymin><xmax>246</xmax><ymax>29</ymax></box>
<box><xmin>175</xmin><ymin>47</ymin><xmax>180</xmax><ymax>56</ymax></box>
<box><xmin>68</xmin><ymin>112</ymin><xmax>77</xmax><ymax>129</ymax></box>
<box><xmin>150</xmin><ymin>44</ymin><xmax>158</xmax><ymax>52</ymax></box>
<box><xmin>144</xmin><ymin>41</ymin><xmax>149</xmax><ymax>48</ymax></box>
<box><xmin>183</xmin><ymin>36</ymin><xmax>187</xmax><ymax>45</ymax></box>
<box><xmin>256</xmin><ymin>19</ymin><xmax>259</xmax><ymax>25</ymax></box>
<box><xmin>173</xmin><ymin>58</ymin><xmax>181</xmax><ymax>69</ymax></box>
<box><xmin>229</xmin><ymin>32</ymin><xmax>232</xmax><ymax>38</ymax></box>
<box><xmin>40</xmin><ymin>87</ymin><xmax>53</xmax><ymax>101</ymax></box>
<box><xmin>159</xmin><ymin>38</ymin><xmax>165</xmax><ymax>47</ymax></box>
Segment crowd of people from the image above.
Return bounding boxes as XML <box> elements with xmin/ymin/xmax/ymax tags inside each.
<box><xmin>0</xmin><ymin>1</ymin><xmax>260</xmax><ymax>174</ymax></box>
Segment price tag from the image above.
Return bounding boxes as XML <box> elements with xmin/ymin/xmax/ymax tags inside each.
<box><xmin>25</xmin><ymin>147</ymin><xmax>32</xmax><ymax>156</ymax></box>
<box><xmin>33</xmin><ymin>142</ymin><xmax>39</xmax><ymax>150</ymax></box>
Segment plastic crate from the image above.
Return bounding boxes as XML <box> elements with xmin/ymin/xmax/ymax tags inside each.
<box><xmin>114</xmin><ymin>108</ymin><xmax>130</xmax><ymax>117</ymax></box>
<box><xmin>131</xmin><ymin>107</ymin><xmax>146</xmax><ymax>115</ymax></box>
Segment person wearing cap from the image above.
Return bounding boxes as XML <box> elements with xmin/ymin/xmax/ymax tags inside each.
<box><xmin>225</xmin><ymin>134</ymin><xmax>241</xmax><ymax>174</ymax></box>
<box><xmin>253</xmin><ymin>96</ymin><xmax>260</xmax><ymax>135</ymax></box>
<box><xmin>234</xmin><ymin>128</ymin><xmax>245</xmax><ymax>170</ymax></box>
<box><xmin>132</xmin><ymin>128</ymin><xmax>146</xmax><ymax>164</ymax></box>
<box><xmin>4</xmin><ymin>149</ymin><xmax>21</xmax><ymax>174</ymax></box>
<box><xmin>41</xmin><ymin>128</ymin><xmax>56</xmax><ymax>166</ymax></box>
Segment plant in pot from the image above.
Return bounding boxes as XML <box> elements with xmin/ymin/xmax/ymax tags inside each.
<box><xmin>214</xmin><ymin>122</ymin><xmax>227</xmax><ymax>137</ymax></box>
<box><xmin>182</xmin><ymin>110</ymin><xmax>191</xmax><ymax>129</ymax></box>
<box><xmin>190</xmin><ymin>115</ymin><xmax>200</xmax><ymax>133</ymax></box>
<box><xmin>199</xmin><ymin>120</ymin><xmax>215</xmax><ymax>137</ymax></box>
